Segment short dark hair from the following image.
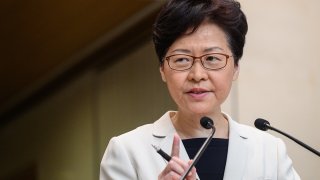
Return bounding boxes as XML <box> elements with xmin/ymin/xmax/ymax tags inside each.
<box><xmin>152</xmin><ymin>0</ymin><xmax>248</xmax><ymax>66</ymax></box>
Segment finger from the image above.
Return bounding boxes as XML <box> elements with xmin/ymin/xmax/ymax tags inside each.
<box><xmin>159</xmin><ymin>170</ymin><xmax>180</xmax><ymax>180</ymax></box>
<box><xmin>167</xmin><ymin>158</ymin><xmax>194</xmax><ymax>179</ymax></box>
<box><xmin>163</xmin><ymin>171</ymin><xmax>180</xmax><ymax>180</ymax></box>
<box><xmin>159</xmin><ymin>157</ymin><xmax>186</xmax><ymax>179</ymax></box>
<box><xmin>171</xmin><ymin>133</ymin><xmax>180</xmax><ymax>157</ymax></box>
<box><xmin>171</xmin><ymin>156</ymin><xmax>190</xmax><ymax>170</ymax></box>
<box><xmin>187</xmin><ymin>167</ymin><xmax>197</xmax><ymax>180</ymax></box>
<box><xmin>167</xmin><ymin>158</ymin><xmax>186</xmax><ymax>174</ymax></box>
<box><xmin>186</xmin><ymin>160</ymin><xmax>197</xmax><ymax>179</ymax></box>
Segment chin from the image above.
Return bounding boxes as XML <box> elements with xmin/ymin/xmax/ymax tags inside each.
<box><xmin>187</xmin><ymin>107</ymin><xmax>214</xmax><ymax>116</ymax></box>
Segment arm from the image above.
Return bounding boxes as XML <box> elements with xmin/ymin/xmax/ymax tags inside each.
<box><xmin>276</xmin><ymin>138</ymin><xmax>301</xmax><ymax>180</ymax></box>
<box><xmin>100</xmin><ymin>137</ymin><xmax>137</xmax><ymax>180</ymax></box>
<box><xmin>100</xmin><ymin>134</ymin><xmax>196</xmax><ymax>180</ymax></box>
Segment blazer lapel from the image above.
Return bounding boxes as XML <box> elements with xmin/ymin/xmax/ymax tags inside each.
<box><xmin>151</xmin><ymin>111</ymin><xmax>190</xmax><ymax>162</ymax></box>
<box><xmin>151</xmin><ymin>111</ymin><xmax>198</xmax><ymax>179</ymax></box>
<box><xmin>152</xmin><ymin>111</ymin><xmax>250</xmax><ymax>180</ymax></box>
<box><xmin>223</xmin><ymin>117</ymin><xmax>249</xmax><ymax>180</ymax></box>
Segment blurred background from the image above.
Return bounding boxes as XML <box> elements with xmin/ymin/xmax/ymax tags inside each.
<box><xmin>0</xmin><ymin>0</ymin><xmax>319</xmax><ymax>179</ymax></box>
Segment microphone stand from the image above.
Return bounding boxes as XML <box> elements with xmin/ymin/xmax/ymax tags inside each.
<box><xmin>179</xmin><ymin>126</ymin><xmax>216</xmax><ymax>180</ymax></box>
<box><xmin>267</xmin><ymin>124</ymin><xmax>320</xmax><ymax>157</ymax></box>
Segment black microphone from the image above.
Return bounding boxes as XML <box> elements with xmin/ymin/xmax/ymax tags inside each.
<box><xmin>180</xmin><ymin>117</ymin><xmax>216</xmax><ymax>180</ymax></box>
<box><xmin>255</xmin><ymin>118</ymin><xmax>320</xmax><ymax>157</ymax></box>
<box><xmin>200</xmin><ymin>117</ymin><xmax>214</xmax><ymax>129</ymax></box>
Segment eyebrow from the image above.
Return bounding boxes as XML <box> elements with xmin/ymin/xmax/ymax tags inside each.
<box><xmin>170</xmin><ymin>47</ymin><xmax>224</xmax><ymax>54</ymax></box>
<box><xmin>203</xmin><ymin>47</ymin><xmax>224</xmax><ymax>53</ymax></box>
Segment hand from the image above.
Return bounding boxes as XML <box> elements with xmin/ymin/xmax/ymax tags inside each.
<box><xmin>158</xmin><ymin>133</ymin><xmax>197</xmax><ymax>180</ymax></box>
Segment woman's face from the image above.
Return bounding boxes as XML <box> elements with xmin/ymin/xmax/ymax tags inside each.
<box><xmin>160</xmin><ymin>22</ymin><xmax>239</xmax><ymax>116</ymax></box>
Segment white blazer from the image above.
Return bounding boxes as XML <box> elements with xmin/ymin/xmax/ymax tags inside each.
<box><xmin>100</xmin><ymin>111</ymin><xmax>300</xmax><ymax>180</ymax></box>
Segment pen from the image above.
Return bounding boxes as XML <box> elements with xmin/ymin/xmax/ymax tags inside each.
<box><xmin>152</xmin><ymin>144</ymin><xmax>172</xmax><ymax>161</ymax></box>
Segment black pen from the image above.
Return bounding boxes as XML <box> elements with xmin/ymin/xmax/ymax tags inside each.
<box><xmin>152</xmin><ymin>144</ymin><xmax>172</xmax><ymax>161</ymax></box>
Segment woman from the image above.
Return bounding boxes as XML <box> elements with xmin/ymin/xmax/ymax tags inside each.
<box><xmin>100</xmin><ymin>0</ymin><xmax>300</xmax><ymax>179</ymax></box>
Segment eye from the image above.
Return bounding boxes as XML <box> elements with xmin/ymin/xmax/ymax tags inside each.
<box><xmin>205</xmin><ymin>55</ymin><xmax>221</xmax><ymax>62</ymax></box>
<box><xmin>174</xmin><ymin>57</ymin><xmax>190</xmax><ymax>63</ymax></box>
<box><xmin>171</xmin><ymin>55</ymin><xmax>192</xmax><ymax>64</ymax></box>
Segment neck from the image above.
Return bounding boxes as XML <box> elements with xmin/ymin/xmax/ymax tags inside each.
<box><xmin>171</xmin><ymin>110</ymin><xmax>229</xmax><ymax>139</ymax></box>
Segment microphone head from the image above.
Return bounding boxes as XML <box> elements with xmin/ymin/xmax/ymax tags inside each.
<box><xmin>200</xmin><ymin>116</ymin><xmax>214</xmax><ymax>129</ymax></box>
<box><xmin>254</xmin><ymin>118</ymin><xmax>270</xmax><ymax>131</ymax></box>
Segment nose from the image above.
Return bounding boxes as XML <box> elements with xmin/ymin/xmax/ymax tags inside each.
<box><xmin>187</xmin><ymin>60</ymin><xmax>208</xmax><ymax>82</ymax></box>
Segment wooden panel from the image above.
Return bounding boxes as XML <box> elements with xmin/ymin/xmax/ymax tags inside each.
<box><xmin>0</xmin><ymin>0</ymin><xmax>152</xmax><ymax>108</ymax></box>
<box><xmin>1</xmin><ymin>164</ymin><xmax>37</xmax><ymax>180</ymax></box>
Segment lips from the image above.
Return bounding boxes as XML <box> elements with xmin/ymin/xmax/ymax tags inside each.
<box><xmin>186</xmin><ymin>88</ymin><xmax>210</xmax><ymax>100</ymax></box>
<box><xmin>187</xmin><ymin>88</ymin><xmax>210</xmax><ymax>94</ymax></box>
<box><xmin>186</xmin><ymin>88</ymin><xmax>212</xmax><ymax>100</ymax></box>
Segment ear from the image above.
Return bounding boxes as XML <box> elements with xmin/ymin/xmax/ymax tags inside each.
<box><xmin>232</xmin><ymin>64</ymin><xmax>239</xmax><ymax>81</ymax></box>
<box><xmin>160</xmin><ymin>65</ymin><xmax>167</xmax><ymax>82</ymax></box>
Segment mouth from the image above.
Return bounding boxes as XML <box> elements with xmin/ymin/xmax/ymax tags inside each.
<box><xmin>187</xmin><ymin>88</ymin><xmax>211</xmax><ymax>94</ymax></box>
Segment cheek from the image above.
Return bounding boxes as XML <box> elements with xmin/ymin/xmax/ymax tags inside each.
<box><xmin>166</xmin><ymin>74</ymin><xmax>183</xmax><ymax>93</ymax></box>
<box><xmin>211</xmin><ymin>70</ymin><xmax>235</xmax><ymax>95</ymax></box>
<box><xmin>163</xmin><ymin>72</ymin><xmax>187</xmax><ymax>100</ymax></box>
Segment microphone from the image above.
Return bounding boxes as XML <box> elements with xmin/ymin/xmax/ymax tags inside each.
<box><xmin>200</xmin><ymin>117</ymin><xmax>214</xmax><ymax>129</ymax></box>
<box><xmin>180</xmin><ymin>117</ymin><xmax>216</xmax><ymax>180</ymax></box>
<box><xmin>255</xmin><ymin>118</ymin><xmax>320</xmax><ymax>157</ymax></box>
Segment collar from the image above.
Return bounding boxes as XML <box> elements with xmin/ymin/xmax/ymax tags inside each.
<box><xmin>152</xmin><ymin>111</ymin><xmax>176</xmax><ymax>138</ymax></box>
<box><xmin>223</xmin><ymin>113</ymin><xmax>249</xmax><ymax>180</ymax></box>
<box><xmin>152</xmin><ymin>111</ymin><xmax>249</xmax><ymax>139</ymax></box>
<box><xmin>151</xmin><ymin>111</ymin><xmax>250</xmax><ymax>180</ymax></box>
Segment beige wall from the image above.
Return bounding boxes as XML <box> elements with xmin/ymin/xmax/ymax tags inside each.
<box><xmin>237</xmin><ymin>1</ymin><xmax>320</xmax><ymax>179</ymax></box>
<box><xmin>0</xmin><ymin>1</ymin><xmax>319</xmax><ymax>179</ymax></box>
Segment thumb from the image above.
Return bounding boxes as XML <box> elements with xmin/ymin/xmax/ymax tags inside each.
<box><xmin>171</xmin><ymin>133</ymin><xmax>180</xmax><ymax>157</ymax></box>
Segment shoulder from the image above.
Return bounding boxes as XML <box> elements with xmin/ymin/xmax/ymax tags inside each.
<box><xmin>101</xmin><ymin>122</ymin><xmax>155</xmax><ymax>171</ymax></box>
<box><xmin>228</xmin><ymin>116</ymin><xmax>280</xmax><ymax>143</ymax></box>
<box><xmin>100</xmin><ymin>123</ymin><xmax>156</xmax><ymax>180</ymax></box>
<box><xmin>112</xmin><ymin>111</ymin><xmax>175</xmax><ymax>144</ymax></box>
<box><xmin>100</xmin><ymin>112</ymin><xmax>175</xmax><ymax>180</ymax></box>
<box><xmin>240</xmin><ymin>122</ymin><xmax>275</xmax><ymax>139</ymax></box>
<box><xmin>107</xmin><ymin>111</ymin><xmax>174</xmax><ymax>149</ymax></box>
<box><xmin>237</xmin><ymin>121</ymin><xmax>283</xmax><ymax>148</ymax></box>
<box><xmin>230</xmin><ymin>119</ymin><xmax>290</xmax><ymax>161</ymax></box>
<box><xmin>114</xmin><ymin>123</ymin><xmax>154</xmax><ymax>143</ymax></box>
<box><xmin>223</xmin><ymin>113</ymin><xmax>285</xmax><ymax>149</ymax></box>
<box><xmin>235</xmin><ymin>122</ymin><xmax>300</xmax><ymax>179</ymax></box>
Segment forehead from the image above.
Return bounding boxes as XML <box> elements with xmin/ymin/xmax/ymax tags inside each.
<box><xmin>168</xmin><ymin>22</ymin><xmax>230</xmax><ymax>54</ymax></box>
